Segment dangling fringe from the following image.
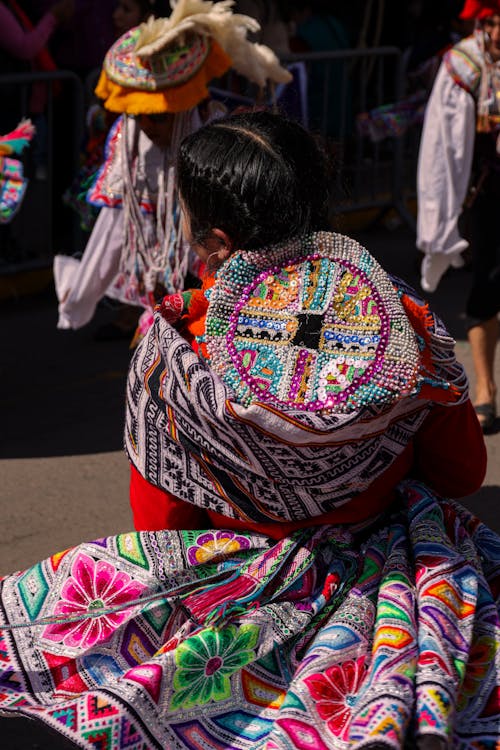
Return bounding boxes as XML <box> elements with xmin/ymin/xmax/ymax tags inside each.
<box><xmin>121</xmin><ymin>115</ymin><xmax>150</xmax><ymax>301</ymax></box>
<box><xmin>120</xmin><ymin>111</ymin><xmax>199</xmax><ymax>306</ymax></box>
<box><xmin>476</xmin><ymin>24</ymin><xmax>496</xmax><ymax>133</ymax></box>
<box><xmin>401</xmin><ymin>292</ymin><xmax>468</xmax><ymax>404</ymax></box>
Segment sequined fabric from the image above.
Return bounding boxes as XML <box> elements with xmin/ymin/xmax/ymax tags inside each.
<box><xmin>125</xmin><ymin>233</ymin><xmax>467</xmax><ymax>524</ymax></box>
<box><xmin>205</xmin><ymin>232</ymin><xmax>421</xmax><ymax>412</ymax></box>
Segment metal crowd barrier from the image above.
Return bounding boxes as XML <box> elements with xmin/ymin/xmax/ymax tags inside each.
<box><xmin>280</xmin><ymin>47</ymin><xmax>418</xmax><ymax>229</ymax></box>
<box><xmin>0</xmin><ymin>70</ymin><xmax>84</xmax><ymax>274</ymax></box>
<box><xmin>0</xmin><ymin>54</ymin><xmax>420</xmax><ymax>278</ymax></box>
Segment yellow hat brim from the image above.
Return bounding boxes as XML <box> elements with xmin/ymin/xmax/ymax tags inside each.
<box><xmin>95</xmin><ymin>41</ymin><xmax>232</xmax><ymax>115</ymax></box>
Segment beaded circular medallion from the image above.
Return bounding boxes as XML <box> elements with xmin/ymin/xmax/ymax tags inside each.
<box><xmin>205</xmin><ymin>233</ymin><xmax>420</xmax><ymax>413</ymax></box>
<box><xmin>105</xmin><ymin>27</ymin><xmax>210</xmax><ymax>91</ymax></box>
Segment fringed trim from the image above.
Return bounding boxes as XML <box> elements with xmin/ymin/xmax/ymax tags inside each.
<box><xmin>401</xmin><ymin>292</ymin><xmax>468</xmax><ymax>405</ymax></box>
<box><xmin>116</xmin><ymin>113</ymin><xmax>196</xmax><ymax>308</ymax></box>
<box><xmin>95</xmin><ymin>41</ymin><xmax>231</xmax><ymax>114</ymax></box>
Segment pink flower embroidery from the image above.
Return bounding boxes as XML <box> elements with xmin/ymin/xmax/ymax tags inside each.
<box><xmin>276</xmin><ymin>718</ymin><xmax>329</xmax><ymax>750</ymax></box>
<box><xmin>304</xmin><ymin>656</ymin><xmax>367</xmax><ymax>740</ymax></box>
<box><xmin>43</xmin><ymin>553</ymin><xmax>146</xmax><ymax>649</ymax></box>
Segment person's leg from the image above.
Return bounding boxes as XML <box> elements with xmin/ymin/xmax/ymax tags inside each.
<box><xmin>466</xmin><ymin>174</ymin><xmax>500</xmax><ymax>428</ymax></box>
<box><xmin>468</xmin><ymin>316</ymin><xmax>498</xmax><ymax>424</ymax></box>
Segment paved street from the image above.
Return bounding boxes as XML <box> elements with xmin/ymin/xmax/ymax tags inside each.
<box><xmin>1</xmin><ymin>293</ymin><xmax>133</xmax><ymax>574</ymax></box>
<box><xmin>1</xmin><ymin>221</ymin><xmax>499</xmax><ymax>577</ymax></box>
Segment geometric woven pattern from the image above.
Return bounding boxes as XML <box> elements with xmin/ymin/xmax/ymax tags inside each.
<box><xmin>126</xmin><ymin>234</ymin><xmax>467</xmax><ymax>524</ymax></box>
<box><xmin>1</xmin><ymin>483</ymin><xmax>500</xmax><ymax>749</ymax></box>
<box><xmin>117</xmin><ymin>533</ymin><xmax>149</xmax><ymax>570</ymax></box>
<box><xmin>18</xmin><ymin>563</ymin><xmax>49</xmax><ymax>621</ymax></box>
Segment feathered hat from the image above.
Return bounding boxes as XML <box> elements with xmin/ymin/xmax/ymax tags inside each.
<box><xmin>460</xmin><ymin>0</ymin><xmax>500</xmax><ymax>19</ymax></box>
<box><xmin>95</xmin><ymin>0</ymin><xmax>292</xmax><ymax>115</ymax></box>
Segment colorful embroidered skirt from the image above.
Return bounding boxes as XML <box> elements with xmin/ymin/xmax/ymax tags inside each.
<box><xmin>0</xmin><ymin>156</ymin><xmax>28</xmax><ymax>225</ymax></box>
<box><xmin>1</xmin><ymin>480</ymin><xmax>499</xmax><ymax>749</ymax></box>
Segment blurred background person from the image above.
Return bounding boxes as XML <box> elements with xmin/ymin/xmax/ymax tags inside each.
<box><xmin>0</xmin><ymin>0</ymin><xmax>74</xmax><ymax>140</ymax></box>
<box><xmin>286</xmin><ymin>0</ymin><xmax>350</xmax><ymax>139</ymax></box>
<box><xmin>63</xmin><ymin>0</ymin><xmax>169</xmax><ymax>235</ymax></box>
<box><xmin>112</xmin><ymin>0</ymin><xmax>171</xmax><ymax>37</ymax></box>
<box><xmin>417</xmin><ymin>0</ymin><xmax>500</xmax><ymax>432</ymax></box>
<box><xmin>54</xmin><ymin>0</ymin><xmax>291</xmax><ymax>339</ymax></box>
<box><xmin>234</xmin><ymin>0</ymin><xmax>290</xmax><ymax>53</ymax></box>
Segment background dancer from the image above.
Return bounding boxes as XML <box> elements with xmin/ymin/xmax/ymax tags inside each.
<box><xmin>417</xmin><ymin>0</ymin><xmax>500</xmax><ymax>431</ymax></box>
<box><xmin>54</xmin><ymin>0</ymin><xmax>291</xmax><ymax>338</ymax></box>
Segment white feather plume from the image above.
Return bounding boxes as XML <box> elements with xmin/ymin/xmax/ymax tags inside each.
<box><xmin>134</xmin><ymin>0</ymin><xmax>291</xmax><ymax>86</ymax></box>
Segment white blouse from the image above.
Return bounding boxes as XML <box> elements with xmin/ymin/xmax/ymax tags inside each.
<box><xmin>416</xmin><ymin>63</ymin><xmax>476</xmax><ymax>291</ymax></box>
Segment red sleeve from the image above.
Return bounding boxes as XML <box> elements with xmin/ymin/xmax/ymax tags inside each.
<box><xmin>413</xmin><ymin>399</ymin><xmax>487</xmax><ymax>498</ymax></box>
<box><xmin>129</xmin><ymin>465</ymin><xmax>210</xmax><ymax>532</ymax></box>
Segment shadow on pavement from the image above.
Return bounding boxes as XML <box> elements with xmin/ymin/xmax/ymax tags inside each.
<box><xmin>0</xmin><ymin>716</ymin><xmax>79</xmax><ymax>750</ymax></box>
<box><xmin>1</xmin><ymin>286</ymin><xmax>132</xmax><ymax>459</ymax></box>
<box><xmin>461</xmin><ymin>485</ymin><xmax>500</xmax><ymax>531</ymax></box>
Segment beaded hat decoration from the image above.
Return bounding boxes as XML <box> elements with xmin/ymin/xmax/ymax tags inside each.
<box><xmin>102</xmin><ymin>27</ymin><xmax>213</xmax><ymax>92</ymax></box>
<box><xmin>204</xmin><ymin>232</ymin><xmax>420</xmax><ymax>413</ymax></box>
<box><xmin>96</xmin><ymin>0</ymin><xmax>292</xmax><ymax>114</ymax></box>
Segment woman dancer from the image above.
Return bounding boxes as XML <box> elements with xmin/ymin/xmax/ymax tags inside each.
<box><xmin>1</xmin><ymin>111</ymin><xmax>496</xmax><ymax>750</ymax></box>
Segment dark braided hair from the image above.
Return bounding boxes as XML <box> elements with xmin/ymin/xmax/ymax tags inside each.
<box><xmin>177</xmin><ymin>110</ymin><xmax>331</xmax><ymax>252</ymax></box>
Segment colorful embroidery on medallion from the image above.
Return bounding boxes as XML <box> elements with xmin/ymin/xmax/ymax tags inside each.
<box><xmin>206</xmin><ymin>232</ymin><xmax>420</xmax><ymax>412</ymax></box>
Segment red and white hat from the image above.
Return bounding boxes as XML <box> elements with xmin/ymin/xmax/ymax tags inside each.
<box><xmin>460</xmin><ymin>0</ymin><xmax>500</xmax><ymax>19</ymax></box>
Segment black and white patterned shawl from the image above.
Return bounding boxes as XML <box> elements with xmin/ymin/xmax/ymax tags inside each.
<box><xmin>125</xmin><ymin>234</ymin><xmax>468</xmax><ymax>524</ymax></box>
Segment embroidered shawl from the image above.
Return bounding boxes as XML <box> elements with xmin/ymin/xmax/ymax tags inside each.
<box><xmin>125</xmin><ymin>232</ymin><xmax>467</xmax><ymax>524</ymax></box>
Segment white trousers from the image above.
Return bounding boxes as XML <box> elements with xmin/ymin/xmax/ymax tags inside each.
<box><xmin>54</xmin><ymin>208</ymin><xmax>128</xmax><ymax>330</ymax></box>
